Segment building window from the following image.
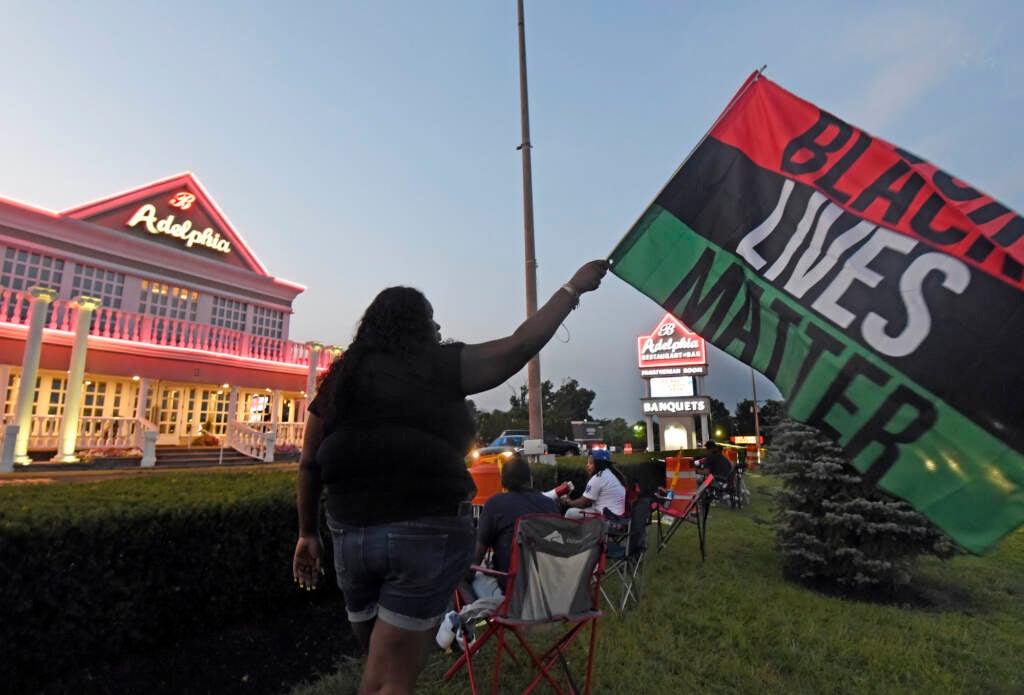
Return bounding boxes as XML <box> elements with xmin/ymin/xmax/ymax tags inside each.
<box><xmin>251</xmin><ymin>305</ymin><xmax>285</xmax><ymax>339</ymax></box>
<box><xmin>0</xmin><ymin>248</ymin><xmax>65</xmax><ymax>322</ymax></box>
<box><xmin>3</xmin><ymin>373</ymin><xmax>14</xmax><ymax>418</ymax></box>
<box><xmin>213</xmin><ymin>390</ymin><xmax>229</xmax><ymax>435</ymax></box>
<box><xmin>1</xmin><ymin>247</ymin><xmax>65</xmax><ymax>293</ymax></box>
<box><xmin>211</xmin><ymin>296</ymin><xmax>248</xmax><ymax>332</ymax></box>
<box><xmin>72</xmin><ymin>264</ymin><xmax>124</xmax><ymax>309</ymax></box>
<box><xmin>80</xmin><ymin>382</ymin><xmax>108</xmax><ymax>418</ymax></box>
<box><xmin>138</xmin><ymin>280</ymin><xmax>199</xmax><ymax>321</ymax></box>
<box><xmin>40</xmin><ymin>376</ymin><xmax>67</xmax><ymax>417</ymax></box>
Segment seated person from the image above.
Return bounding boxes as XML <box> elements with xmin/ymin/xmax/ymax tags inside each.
<box><xmin>696</xmin><ymin>440</ymin><xmax>737</xmax><ymax>499</ymax></box>
<box><xmin>562</xmin><ymin>448</ymin><xmax>626</xmax><ymax>520</ymax></box>
<box><xmin>471</xmin><ymin>453</ymin><xmax>559</xmax><ymax>595</ymax></box>
<box><xmin>696</xmin><ymin>439</ymin><xmax>734</xmax><ymax>487</ymax></box>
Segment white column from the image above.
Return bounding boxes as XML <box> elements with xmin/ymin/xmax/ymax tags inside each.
<box><xmin>135</xmin><ymin>378</ymin><xmax>151</xmax><ymax>420</ymax></box>
<box><xmin>642</xmin><ymin>377</ymin><xmax>654</xmax><ymax>452</ymax></box>
<box><xmin>12</xmin><ymin>287</ymin><xmax>58</xmax><ymax>465</ymax></box>
<box><xmin>54</xmin><ymin>296</ymin><xmax>103</xmax><ymax>462</ymax></box>
<box><xmin>304</xmin><ymin>341</ymin><xmax>324</xmax><ymax>400</ymax></box>
<box><xmin>270</xmin><ymin>389</ymin><xmax>282</xmax><ymax>424</ymax></box>
<box><xmin>227</xmin><ymin>386</ymin><xmax>239</xmax><ymax>422</ymax></box>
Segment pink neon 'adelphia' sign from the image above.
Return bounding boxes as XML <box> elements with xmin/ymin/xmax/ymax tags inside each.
<box><xmin>636</xmin><ymin>313</ymin><xmax>707</xmax><ymax>369</ymax></box>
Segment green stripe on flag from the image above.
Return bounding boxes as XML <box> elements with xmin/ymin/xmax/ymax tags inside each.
<box><xmin>610</xmin><ymin>206</ymin><xmax>1024</xmax><ymax>553</ymax></box>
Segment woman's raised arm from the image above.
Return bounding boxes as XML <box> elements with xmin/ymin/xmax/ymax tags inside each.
<box><xmin>460</xmin><ymin>260</ymin><xmax>608</xmax><ymax>395</ymax></box>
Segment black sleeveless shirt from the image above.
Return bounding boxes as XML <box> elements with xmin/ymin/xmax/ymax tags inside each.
<box><xmin>310</xmin><ymin>342</ymin><xmax>476</xmax><ymax>524</ymax></box>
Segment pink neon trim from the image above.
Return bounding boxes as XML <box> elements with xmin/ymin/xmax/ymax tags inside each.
<box><xmin>58</xmin><ymin>171</ymin><xmax>271</xmax><ymax>275</ymax></box>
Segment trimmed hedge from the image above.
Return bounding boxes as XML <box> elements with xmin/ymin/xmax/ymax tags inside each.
<box><xmin>1</xmin><ymin>454</ymin><xmax>674</xmax><ymax>690</ymax></box>
<box><xmin>0</xmin><ymin>471</ymin><xmax>335</xmax><ymax>692</ymax></box>
<box><xmin>528</xmin><ymin>454</ymin><xmax>671</xmax><ymax>498</ymax></box>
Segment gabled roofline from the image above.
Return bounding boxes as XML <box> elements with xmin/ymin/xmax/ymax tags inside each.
<box><xmin>59</xmin><ymin>171</ymin><xmax>271</xmax><ymax>276</ymax></box>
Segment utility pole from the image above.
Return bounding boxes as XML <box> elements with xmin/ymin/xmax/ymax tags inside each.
<box><xmin>516</xmin><ymin>0</ymin><xmax>543</xmax><ymax>439</ymax></box>
<box><xmin>751</xmin><ymin>367</ymin><xmax>762</xmax><ymax>465</ymax></box>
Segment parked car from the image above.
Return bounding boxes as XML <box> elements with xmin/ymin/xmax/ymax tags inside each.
<box><xmin>491</xmin><ymin>429</ymin><xmax>580</xmax><ymax>456</ymax></box>
<box><xmin>468</xmin><ymin>434</ymin><xmax>526</xmax><ymax>462</ymax></box>
<box><xmin>542</xmin><ymin>433</ymin><xmax>581</xmax><ymax>456</ymax></box>
<box><xmin>475</xmin><ymin>429</ymin><xmax>581</xmax><ymax>456</ymax></box>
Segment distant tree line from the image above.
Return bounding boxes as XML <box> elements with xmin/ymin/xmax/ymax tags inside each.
<box><xmin>708</xmin><ymin>396</ymin><xmax>786</xmax><ymax>445</ymax></box>
<box><xmin>469</xmin><ymin>377</ymin><xmax>787</xmax><ymax>449</ymax></box>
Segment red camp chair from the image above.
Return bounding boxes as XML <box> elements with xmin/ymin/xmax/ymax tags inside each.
<box><xmin>444</xmin><ymin>514</ymin><xmax>609</xmax><ymax>695</ymax></box>
<box><xmin>652</xmin><ymin>474</ymin><xmax>714</xmax><ymax>560</ymax></box>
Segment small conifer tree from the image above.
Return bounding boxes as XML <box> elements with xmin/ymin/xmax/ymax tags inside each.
<box><xmin>762</xmin><ymin>418</ymin><xmax>957</xmax><ymax>596</ymax></box>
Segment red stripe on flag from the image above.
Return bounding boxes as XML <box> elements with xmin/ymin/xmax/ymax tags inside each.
<box><xmin>711</xmin><ymin>76</ymin><xmax>1024</xmax><ymax>291</ymax></box>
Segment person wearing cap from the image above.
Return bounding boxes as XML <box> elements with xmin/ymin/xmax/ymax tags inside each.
<box><xmin>562</xmin><ymin>448</ymin><xmax>627</xmax><ymax>520</ymax></box>
<box><xmin>470</xmin><ymin>453</ymin><xmax>559</xmax><ymax>595</ymax></box>
<box><xmin>697</xmin><ymin>439</ymin><xmax>734</xmax><ymax>483</ymax></box>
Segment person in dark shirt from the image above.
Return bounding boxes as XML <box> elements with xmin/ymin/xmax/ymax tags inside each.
<box><xmin>292</xmin><ymin>259</ymin><xmax>608</xmax><ymax>695</ymax></box>
<box><xmin>697</xmin><ymin>439</ymin><xmax>734</xmax><ymax>483</ymax></box>
<box><xmin>472</xmin><ymin>453</ymin><xmax>558</xmax><ymax>594</ymax></box>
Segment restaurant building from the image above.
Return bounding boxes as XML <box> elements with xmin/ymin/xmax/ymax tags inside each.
<box><xmin>0</xmin><ymin>172</ymin><xmax>336</xmax><ymax>470</ymax></box>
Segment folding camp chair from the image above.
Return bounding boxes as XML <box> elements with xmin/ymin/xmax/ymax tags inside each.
<box><xmin>444</xmin><ymin>513</ymin><xmax>609</xmax><ymax>695</ymax></box>
<box><xmin>652</xmin><ymin>474</ymin><xmax>714</xmax><ymax>560</ymax></box>
<box><xmin>601</xmin><ymin>492</ymin><xmax>653</xmax><ymax>614</ymax></box>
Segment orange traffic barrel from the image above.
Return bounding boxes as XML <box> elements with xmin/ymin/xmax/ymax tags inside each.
<box><xmin>469</xmin><ymin>460</ymin><xmax>503</xmax><ymax>506</ymax></box>
<box><xmin>665</xmin><ymin>456</ymin><xmax>696</xmax><ymax>489</ymax></box>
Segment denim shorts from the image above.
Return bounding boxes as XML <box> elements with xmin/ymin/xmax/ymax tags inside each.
<box><xmin>326</xmin><ymin>513</ymin><xmax>474</xmax><ymax>631</ymax></box>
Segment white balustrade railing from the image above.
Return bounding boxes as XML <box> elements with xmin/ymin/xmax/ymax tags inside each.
<box><xmin>0</xmin><ymin>414</ymin><xmax>304</xmax><ymax>467</ymax></box>
<box><xmin>227</xmin><ymin>420</ymin><xmax>276</xmax><ymax>462</ymax></box>
<box><xmin>274</xmin><ymin>422</ymin><xmax>305</xmax><ymax>449</ymax></box>
<box><xmin>0</xmin><ymin>287</ymin><xmax>331</xmax><ymax>368</ymax></box>
<box><xmin>28</xmin><ymin>415</ymin><xmax>62</xmax><ymax>450</ymax></box>
<box><xmin>18</xmin><ymin>415</ymin><xmax>145</xmax><ymax>452</ymax></box>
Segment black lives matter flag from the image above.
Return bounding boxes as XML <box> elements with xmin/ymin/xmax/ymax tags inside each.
<box><xmin>609</xmin><ymin>72</ymin><xmax>1024</xmax><ymax>553</ymax></box>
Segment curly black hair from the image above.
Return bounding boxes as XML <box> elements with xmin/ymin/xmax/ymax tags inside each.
<box><xmin>316</xmin><ymin>286</ymin><xmax>439</xmax><ymax>429</ymax></box>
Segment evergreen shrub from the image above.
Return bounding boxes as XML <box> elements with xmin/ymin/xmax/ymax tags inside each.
<box><xmin>761</xmin><ymin>418</ymin><xmax>957</xmax><ymax>596</ymax></box>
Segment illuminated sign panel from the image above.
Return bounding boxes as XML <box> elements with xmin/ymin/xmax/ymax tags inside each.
<box><xmin>731</xmin><ymin>435</ymin><xmax>764</xmax><ymax>444</ymax></box>
<box><xmin>637</xmin><ymin>313</ymin><xmax>707</xmax><ymax>369</ymax></box>
<box><xmin>640</xmin><ymin>365</ymin><xmax>708</xmax><ymax>377</ymax></box>
<box><xmin>125</xmin><ymin>191</ymin><xmax>232</xmax><ymax>254</ymax></box>
<box><xmin>641</xmin><ymin>397</ymin><xmax>710</xmax><ymax>415</ymax></box>
<box><xmin>650</xmin><ymin>376</ymin><xmax>694</xmax><ymax>398</ymax></box>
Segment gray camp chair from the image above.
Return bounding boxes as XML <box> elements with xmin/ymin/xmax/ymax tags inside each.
<box><xmin>443</xmin><ymin>513</ymin><xmax>609</xmax><ymax>695</ymax></box>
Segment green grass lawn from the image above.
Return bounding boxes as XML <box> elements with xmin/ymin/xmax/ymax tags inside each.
<box><xmin>293</xmin><ymin>474</ymin><xmax>1024</xmax><ymax>694</ymax></box>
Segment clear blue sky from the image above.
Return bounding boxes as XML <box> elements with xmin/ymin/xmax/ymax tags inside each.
<box><xmin>1</xmin><ymin>1</ymin><xmax>1021</xmax><ymax>427</ymax></box>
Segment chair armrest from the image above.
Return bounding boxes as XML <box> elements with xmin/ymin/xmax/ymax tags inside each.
<box><xmin>471</xmin><ymin>564</ymin><xmax>509</xmax><ymax>579</ymax></box>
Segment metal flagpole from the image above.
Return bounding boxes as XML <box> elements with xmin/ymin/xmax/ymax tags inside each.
<box><xmin>750</xmin><ymin>367</ymin><xmax>761</xmax><ymax>464</ymax></box>
<box><xmin>516</xmin><ymin>0</ymin><xmax>543</xmax><ymax>439</ymax></box>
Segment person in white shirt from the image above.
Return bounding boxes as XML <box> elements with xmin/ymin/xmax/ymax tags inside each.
<box><xmin>562</xmin><ymin>448</ymin><xmax>627</xmax><ymax>520</ymax></box>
